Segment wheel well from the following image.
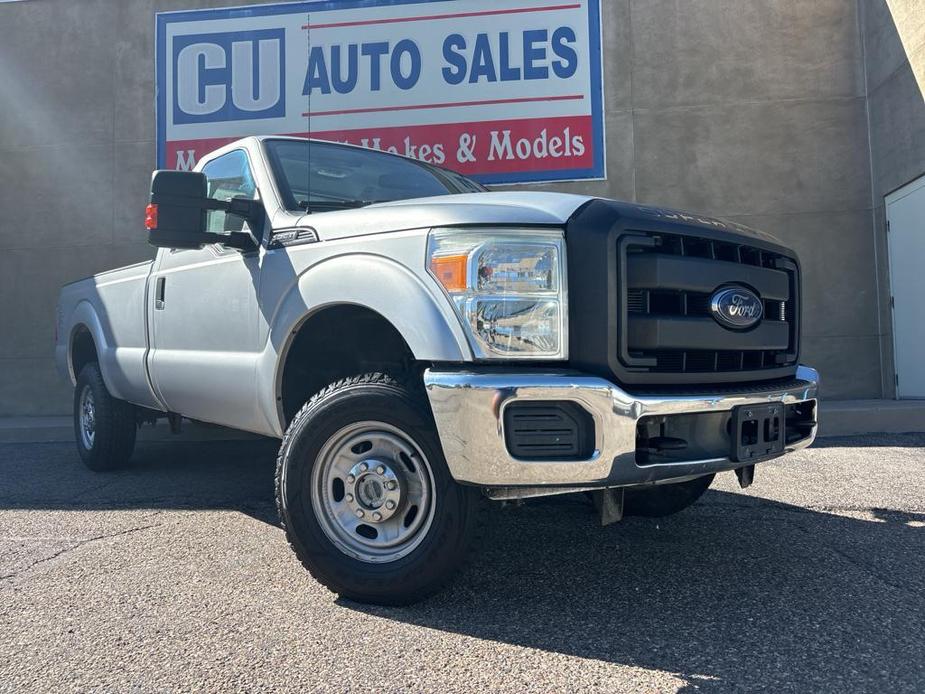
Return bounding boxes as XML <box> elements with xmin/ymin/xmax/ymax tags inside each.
<box><xmin>280</xmin><ymin>305</ymin><xmax>420</xmax><ymax>424</ymax></box>
<box><xmin>71</xmin><ymin>327</ymin><xmax>98</xmax><ymax>379</ymax></box>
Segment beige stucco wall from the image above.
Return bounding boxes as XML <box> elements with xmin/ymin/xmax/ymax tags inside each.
<box><xmin>860</xmin><ymin>0</ymin><xmax>925</xmax><ymax>398</ymax></box>
<box><xmin>0</xmin><ymin>0</ymin><xmax>922</xmax><ymax>414</ymax></box>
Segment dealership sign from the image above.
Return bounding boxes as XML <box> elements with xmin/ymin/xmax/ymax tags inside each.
<box><xmin>156</xmin><ymin>0</ymin><xmax>604</xmax><ymax>183</ymax></box>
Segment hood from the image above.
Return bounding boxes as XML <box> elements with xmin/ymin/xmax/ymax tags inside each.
<box><xmin>369</xmin><ymin>191</ymin><xmax>592</xmax><ymax>220</ymax></box>
<box><xmin>603</xmin><ymin>201</ymin><xmax>786</xmax><ymax>246</ymax></box>
<box><xmin>291</xmin><ymin>190</ymin><xmax>784</xmax><ymax>248</ymax></box>
<box><xmin>294</xmin><ymin>191</ymin><xmax>593</xmax><ymax>241</ymax></box>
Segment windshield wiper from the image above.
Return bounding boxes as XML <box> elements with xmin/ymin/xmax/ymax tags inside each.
<box><xmin>297</xmin><ymin>199</ymin><xmax>382</xmax><ymax>212</ymax></box>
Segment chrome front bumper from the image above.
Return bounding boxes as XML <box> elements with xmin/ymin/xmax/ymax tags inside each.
<box><xmin>423</xmin><ymin>366</ymin><xmax>819</xmax><ymax>490</ymax></box>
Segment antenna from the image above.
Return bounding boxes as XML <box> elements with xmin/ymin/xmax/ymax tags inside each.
<box><xmin>305</xmin><ymin>12</ymin><xmax>312</xmax><ymax>212</ymax></box>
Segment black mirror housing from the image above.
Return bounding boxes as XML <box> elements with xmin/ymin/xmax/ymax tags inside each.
<box><xmin>147</xmin><ymin>170</ymin><xmax>262</xmax><ymax>251</ymax></box>
<box><xmin>148</xmin><ymin>170</ymin><xmax>212</xmax><ymax>249</ymax></box>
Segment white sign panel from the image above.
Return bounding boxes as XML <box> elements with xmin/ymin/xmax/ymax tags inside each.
<box><xmin>157</xmin><ymin>0</ymin><xmax>604</xmax><ymax>183</ymax></box>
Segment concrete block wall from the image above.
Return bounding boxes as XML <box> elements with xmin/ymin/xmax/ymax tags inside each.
<box><xmin>0</xmin><ymin>0</ymin><xmax>921</xmax><ymax>415</ymax></box>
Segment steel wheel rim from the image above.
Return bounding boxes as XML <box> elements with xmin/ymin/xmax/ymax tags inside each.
<box><xmin>311</xmin><ymin>421</ymin><xmax>436</xmax><ymax>563</ymax></box>
<box><xmin>79</xmin><ymin>385</ymin><xmax>96</xmax><ymax>450</ymax></box>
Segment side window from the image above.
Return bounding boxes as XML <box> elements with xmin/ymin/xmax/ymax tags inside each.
<box><xmin>201</xmin><ymin>150</ymin><xmax>257</xmax><ymax>235</ymax></box>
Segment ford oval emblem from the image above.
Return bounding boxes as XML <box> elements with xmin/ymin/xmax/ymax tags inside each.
<box><xmin>709</xmin><ymin>286</ymin><xmax>763</xmax><ymax>329</ymax></box>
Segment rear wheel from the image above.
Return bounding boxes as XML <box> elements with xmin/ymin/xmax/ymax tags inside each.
<box><xmin>623</xmin><ymin>474</ymin><xmax>715</xmax><ymax>518</ymax></box>
<box><xmin>74</xmin><ymin>363</ymin><xmax>137</xmax><ymax>471</ymax></box>
<box><xmin>276</xmin><ymin>373</ymin><xmax>483</xmax><ymax>605</ymax></box>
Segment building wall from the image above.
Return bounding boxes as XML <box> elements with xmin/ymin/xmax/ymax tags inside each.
<box><xmin>0</xmin><ymin>0</ymin><xmax>918</xmax><ymax>415</ymax></box>
<box><xmin>860</xmin><ymin>0</ymin><xmax>925</xmax><ymax>398</ymax></box>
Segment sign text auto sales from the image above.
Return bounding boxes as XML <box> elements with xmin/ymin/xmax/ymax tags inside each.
<box><xmin>305</xmin><ymin>30</ymin><xmax>586</xmax><ymax>165</ymax></box>
<box><xmin>157</xmin><ymin>0</ymin><xmax>605</xmax><ymax>184</ymax></box>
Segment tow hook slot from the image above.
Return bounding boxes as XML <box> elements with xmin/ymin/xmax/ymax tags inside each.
<box><xmin>591</xmin><ymin>487</ymin><xmax>624</xmax><ymax>526</ymax></box>
<box><xmin>646</xmin><ymin>436</ymin><xmax>688</xmax><ymax>453</ymax></box>
<box><xmin>635</xmin><ymin>414</ymin><xmax>691</xmax><ymax>464</ymax></box>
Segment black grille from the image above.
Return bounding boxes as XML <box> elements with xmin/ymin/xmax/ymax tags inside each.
<box><xmin>619</xmin><ymin>232</ymin><xmax>799</xmax><ymax>376</ymax></box>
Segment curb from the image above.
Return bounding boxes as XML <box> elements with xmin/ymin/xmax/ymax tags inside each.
<box><xmin>0</xmin><ymin>417</ymin><xmax>266</xmax><ymax>444</ymax></box>
<box><xmin>817</xmin><ymin>399</ymin><xmax>925</xmax><ymax>437</ymax></box>
<box><xmin>2</xmin><ymin>399</ymin><xmax>922</xmax><ymax>444</ymax></box>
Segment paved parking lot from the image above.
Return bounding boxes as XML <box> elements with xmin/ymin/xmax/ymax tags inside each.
<box><xmin>1</xmin><ymin>433</ymin><xmax>924</xmax><ymax>692</ymax></box>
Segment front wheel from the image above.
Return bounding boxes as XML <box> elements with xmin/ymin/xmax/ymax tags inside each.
<box><xmin>276</xmin><ymin>373</ymin><xmax>483</xmax><ymax>605</ymax></box>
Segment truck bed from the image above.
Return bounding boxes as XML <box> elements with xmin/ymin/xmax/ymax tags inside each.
<box><xmin>56</xmin><ymin>260</ymin><xmax>161</xmax><ymax>411</ymax></box>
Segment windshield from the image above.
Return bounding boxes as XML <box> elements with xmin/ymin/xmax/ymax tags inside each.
<box><xmin>264</xmin><ymin>139</ymin><xmax>487</xmax><ymax>212</ymax></box>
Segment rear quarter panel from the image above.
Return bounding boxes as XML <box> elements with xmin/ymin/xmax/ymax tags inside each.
<box><xmin>57</xmin><ymin>261</ymin><xmax>162</xmax><ymax>410</ymax></box>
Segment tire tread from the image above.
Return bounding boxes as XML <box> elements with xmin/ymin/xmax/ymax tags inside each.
<box><xmin>275</xmin><ymin>372</ymin><xmax>486</xmax><ymax>605</ymax></box>
<box><xmin>75</xmin><ymin>363</ymin><xmax>136</xmax><ymax>471</ymax></box>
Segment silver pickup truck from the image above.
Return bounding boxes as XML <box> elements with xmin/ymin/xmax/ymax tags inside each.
<box><xmin>56</xmin><ymin>136</ymin><xmax>819</xmax><ymax>605</ymax></box>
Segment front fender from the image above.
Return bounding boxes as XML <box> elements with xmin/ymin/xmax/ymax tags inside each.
<box><xmin>255</xmin><ymin>253</ymin><xmax>472</xmax><ymax>436</ymax></box>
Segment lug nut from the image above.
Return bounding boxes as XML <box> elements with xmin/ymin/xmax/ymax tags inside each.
<box><xmin>387</xmin><ymin>481</ymin><xmax>397</xmax><ymax>490</ymax></box>
<box><xmin>346</xmin><ymin>475</ymin><xmax>355</xmax><ymax>484</ymax></box>
<box><xmin>355</xmin><ymin>509</ymin><xmax>364</xmax><ymax>518</ymax></box>
<box><xmin>372</xmin><ymin>512</ymin><xmax>382</xmax><ymax>521</ymax></box>
<box><xmin>359</xmin><ymin>463</ymin><xmax>368</xmax><ymax>472</ymax></box>
<box><xmin>346</xmin><ymin>494</ymin><xmax>354</xmax><ymax>503</ymax></box>
<box><xmin>385</xmin><ymin>500</ymin><xmax>396</xmax><ymax>510</ymax></box>
<box><xmin>376</xmin><ymin>465</ymin><xmax>385</xmax><ymax>475</ymax></box>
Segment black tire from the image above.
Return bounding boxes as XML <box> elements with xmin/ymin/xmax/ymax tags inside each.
<box><xmin>276</xmin><ymin>373</ymin><xmax>483</xmax><ymax>606</ymax></box>
<box><xmin>623</xmin><ymin>474</ymin><xmax>715</xmax><ymax>518</ymax></box>
<box><xmin>73</xmin><ymin>363</ymin><xmax>137</xmax><ymax>471</ymax></box>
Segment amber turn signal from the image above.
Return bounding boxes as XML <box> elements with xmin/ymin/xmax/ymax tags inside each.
<box><xmin>429</xmin><ymin>254</ymin><xmax>468</xmax><ymax>292</ymax></box>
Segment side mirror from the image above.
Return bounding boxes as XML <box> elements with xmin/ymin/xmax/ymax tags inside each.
<box><xmin>146</xmin><ymin>170</ymin><xmax>262</xmax><ymax>251</ymax></box>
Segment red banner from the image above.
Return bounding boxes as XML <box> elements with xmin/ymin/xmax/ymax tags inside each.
<box><xmin>165</xmin><ymin>115</ymin><xmax>593</xmax><ymax>176</ymax></box>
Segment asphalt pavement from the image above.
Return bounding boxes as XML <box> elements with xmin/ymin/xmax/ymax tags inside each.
<box><xmin>1</xmin><ymin>433</ymin><xmax>924</xmax><ymax>692</ymax></box>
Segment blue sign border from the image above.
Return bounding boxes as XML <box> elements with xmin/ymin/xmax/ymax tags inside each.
<box><xmin>156</xmin><ymin>0</ymin><xmax>605</xmax><ymax>184</ymax></box>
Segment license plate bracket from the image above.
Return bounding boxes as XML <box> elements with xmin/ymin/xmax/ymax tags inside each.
<box><xmin>731</xmin><ymin>403</ymin><xmax>785</xmax><ymax>463</ymax></box>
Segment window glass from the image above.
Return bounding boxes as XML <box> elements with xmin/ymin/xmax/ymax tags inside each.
<box><xmin>201</xmin><ymin>150</ymin><xmax>257</xmax><ymax>234</ymax></box>
<box><xmin>264</xmin><ymin>140</ymin><xmax>486</xmax><ymax>212</ymax></box>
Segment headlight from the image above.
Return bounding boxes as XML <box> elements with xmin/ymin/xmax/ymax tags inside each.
<box><xmin>427</xmin><ymin>228</ymin><xmax>567</xmax><ymax>359</ymax></box>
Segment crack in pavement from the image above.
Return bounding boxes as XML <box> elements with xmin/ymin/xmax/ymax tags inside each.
<box><xmin>0</xmin><ymin>523</ymin><xmax>162</xmax><ymax>583</ymax></box>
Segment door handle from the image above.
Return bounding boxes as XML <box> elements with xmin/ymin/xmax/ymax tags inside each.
<box><xmin>155</xmin><ymin>276</ymin><xmax>166</xmax><ymax>310</ymax></box>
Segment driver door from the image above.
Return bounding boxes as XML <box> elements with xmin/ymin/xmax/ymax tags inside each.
<box><xmin>148</xmin><ymin>149</ymin><xmax>265</xmax><ymax>432</ymax></box>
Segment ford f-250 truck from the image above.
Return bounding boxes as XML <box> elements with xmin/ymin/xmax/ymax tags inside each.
<box><xmin>56</xmin><ymin>136</ymin><xmax>818</xmax><ymax>605</ymax></box>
